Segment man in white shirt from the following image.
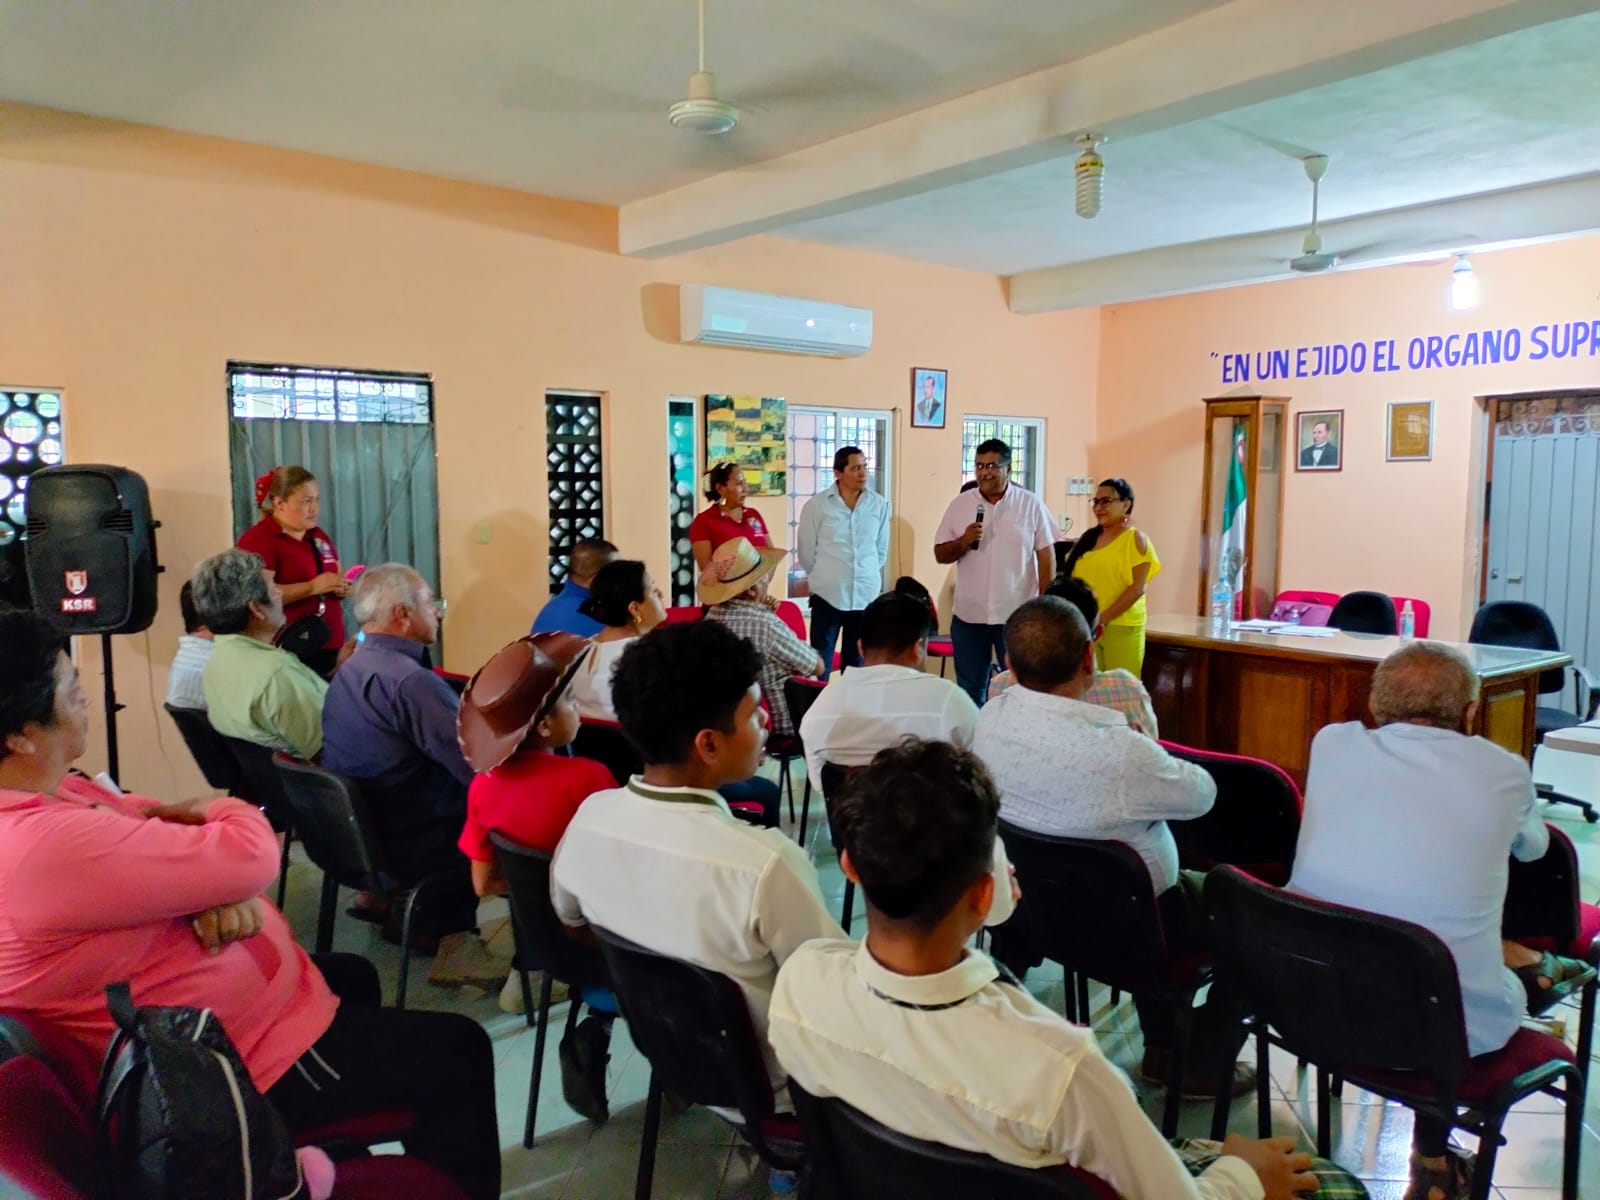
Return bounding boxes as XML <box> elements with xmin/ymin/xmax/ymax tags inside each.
<box><xmin>550</xmin><ymin>620</ymin><xmax>843</xmax><ymax>1090</ymax></box>
<box><xmin>934</xmin><ymin>438</ymin><xmax>1055</xmax><ymax>705</ymax></box>
<box><xmin>771</xmin><ymin>737</ymin><xmax>1361</xmax><ymax>1200</ymax></box>
<box><xmin>799</xmin><ymin>589</ymin><xmax>1014</xmax><ymax>929</ymax></box>
<box><xmin>972</xmin><ymin>596</ymin><xmax>1246</xmax><ymax>1097</ymax></box>
<box><xmin>1290</xmin><ymin>641</ymin><xmax>1580</xmax><ymax>1199</ymax></box>
<box><xmin>796</xmin><ymin>446</ymin><xmax>890</xmax><ymax>679</ymax></box>
<box><xmin>164</xmin><ymin>580</ymin><xmax>214</xmax><ymax>711</ymax></box>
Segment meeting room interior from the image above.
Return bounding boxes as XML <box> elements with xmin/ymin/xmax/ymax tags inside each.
<box><xmin>4</xmin><ymin>3</ymin><xmax>1600</xmax><ymax>1199</ymax></box>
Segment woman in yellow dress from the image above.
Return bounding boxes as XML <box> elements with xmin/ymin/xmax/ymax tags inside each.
<box><xmin>1063</xmin><ymin>478</ymin><xmax>1161</xmax><ymax>676</ymax></box>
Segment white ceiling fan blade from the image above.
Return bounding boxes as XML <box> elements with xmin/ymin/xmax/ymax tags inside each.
<box><xmin>1336</xmin><ymin>235</ymin><xmax>1482</xmax><ymax>264</ymax></box>
<box><xmin>1218</xmin><ymin>122</ymin><xmax>1326</xmax><ymax>162</ymax></box>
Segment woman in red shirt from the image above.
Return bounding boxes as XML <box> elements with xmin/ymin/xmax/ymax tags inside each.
<box><xmin>237</xmin><ymin>466</ymin><xmax>349</xmax><ymax>677</ymax></box>
<box><xmin>688</xmin><ymin>463</ymin><xmax>772</xmax><ymax>578</ymax></box>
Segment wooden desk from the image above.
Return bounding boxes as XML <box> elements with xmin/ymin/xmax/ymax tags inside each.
<box><xmin>1142</xmin><ymin>615</ymin><xmax>1569</xmax><ymax>788</ymax></box>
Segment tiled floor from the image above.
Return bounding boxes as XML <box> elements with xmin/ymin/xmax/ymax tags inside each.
<box><xmin>278</xmin><ymin>757</ymin><xmax>1600</xmax><ymax>1199</ymax></box>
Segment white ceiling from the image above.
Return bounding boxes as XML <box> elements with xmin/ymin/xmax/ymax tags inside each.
<box><xmin>782</xmin><ymin>10</ymin><xmax>1600</xmax><ymax>275</ymax></box>
<box><xmin>5</xmin><ymin>0</ymin><xmax>1600</xmax><ymax>309</ymax></box>
<box><xmin>0</xmin><ymin>0</ymin><xmax>1219</xmax><ymax>205</ymax></box>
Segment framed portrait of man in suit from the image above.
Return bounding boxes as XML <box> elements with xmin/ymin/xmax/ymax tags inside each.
<box><xmin>1296</xmin><ymin>410</ymin><xmax>1342</xmax><ymax>472</ymax></box>
<box><xmin>910</xmin><ymin>368</ymin><xmax>947</xmax><ymax>429</ymax></box>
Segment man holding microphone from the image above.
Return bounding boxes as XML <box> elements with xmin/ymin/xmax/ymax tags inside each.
<box><xmin>934</xmin><ymin>439</ymin><xmax>1056</xmax><ymax>705</ymax></box>
<box><xmin>797</xmin><ymin>446</ymin><xmax>891</xmax><ymax>678</ymax></box>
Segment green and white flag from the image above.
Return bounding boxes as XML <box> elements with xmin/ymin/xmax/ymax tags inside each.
<box><xmin>1221</xmin><ymin>421</ymin><xmax>1248</xmax><ymax>594</ymax></box>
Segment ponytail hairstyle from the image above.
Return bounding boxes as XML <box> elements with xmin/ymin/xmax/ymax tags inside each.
<box><xmin>256</xmin><ymin>465</ymin><xmax>317</xmax><ymax>513</ymax></box>
<box><xmin>703</xmin><ymin>462</ymin><xmax>740</xmax><ymax>503</ymax></box>
<box><xmin>577</xmin><ymin>559</ymin><xmax>649</xmax><ymax>627</ymax></box>
<box><xmin>1061</xmin><ymin>477</ymin><xmax>1135</xmax><ymax>579</ymax></box>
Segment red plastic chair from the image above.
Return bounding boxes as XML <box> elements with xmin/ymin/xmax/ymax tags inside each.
<box><xmin>1391</xmin><ymin>595</ymin><xmax>1432</xmax><ymax>637</ymax></box>
<box><xmin>1274</xmin><ymin>589</ymin><xmax>1339</xmax><ymax>609</ymax></box>
<box><xmin>774</xmin><ymin>600</ymin><xmax>808</xmax><ymax>642</ymax></box>
<box><xmin>662</xmin><ymin>605</ymin><xmax>703</xmax><ymax>625</ymax></box>
<box><xmin>926</xmin><ymin>598</ymin><xmax>955</xmax><ymax>678</ymax></box>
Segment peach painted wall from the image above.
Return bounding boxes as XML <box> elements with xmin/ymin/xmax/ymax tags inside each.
<box><xmin>0</xmin><ymin>104</ymin><xmax>1097</xmax><ymax>795</ymax></box>
<box><xmin>1094</xmin><ymin>235</ymin><xmax>1600</xmax><ymax>641</ymax></box>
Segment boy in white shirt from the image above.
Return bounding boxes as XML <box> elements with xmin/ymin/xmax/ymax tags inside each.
<box><xmin>770</xmin><ymin>738</ymin><xmax>1366</xmax><ymax>1200</ymax></box>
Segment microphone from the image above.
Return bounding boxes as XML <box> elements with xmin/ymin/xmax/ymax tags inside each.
<box><xmin>974</xmin><ymin>501</ymin><xmax>984</xmax><ymax>549</ymax></box>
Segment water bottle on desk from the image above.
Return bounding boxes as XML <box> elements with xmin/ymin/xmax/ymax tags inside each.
<box><xmin>1210</xmin><ymin>575</ymin><xmax>1234</xmax><ymax>636</ymax></box>
<box><xmin>1287</xmin><ymin>607</ymin><xmax>1301</xmax><ymax>626</ymax></box>
<box><xmin>1399</xmin><ymin>600</ymin><xmax>1416</xmax><ymax>640</ymax></box>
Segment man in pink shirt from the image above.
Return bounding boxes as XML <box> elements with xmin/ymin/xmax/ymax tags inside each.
<box><xmin>0</xmin><ymin>609</ymin><xmax>498</xmax><ymax>1199</ymax></box>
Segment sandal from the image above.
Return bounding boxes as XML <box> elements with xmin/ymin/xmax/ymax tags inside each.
<box><xmin>1405</xmin><ymin>1148</ymin><xmax>1474</xmax><ymax>1200</ymax></box>
<box><xmin>1514</xmin><ymin>950</ymin><xmax>1587</xmax><ymax>1016</ymax></box>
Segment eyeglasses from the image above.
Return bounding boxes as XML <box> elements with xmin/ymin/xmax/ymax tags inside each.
<box><xmin>974</xmin><ymin>461</ymin><xmax>1007</xmax><ymax>474</ymax></box>
<box><xmin>432</xmin><ymin>597</ymin><xmax>448</xmax><ymax>619</ymax></box>
<box><xmin>1090</xmin><ymin>496</ymin><xmax>1121</xmax><ymax>507</ymax></box>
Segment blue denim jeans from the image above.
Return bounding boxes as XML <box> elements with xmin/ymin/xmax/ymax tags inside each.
<box><xmin>950</xmin><ymin>615</ymin><xmax>1008</xmax><ymax>707</ymax></box>
<box><xmin>808</xmin><ymin>595</ymin><xmax>863</xmax><ymax>681</ymax></box>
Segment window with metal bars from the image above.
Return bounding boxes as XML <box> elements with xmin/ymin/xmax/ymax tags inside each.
<box><xmin>547</xmin><ymin>393</ymin><xmax>605</xmax><ymax>592</ymax></box>
<box><xmin>0</xmin><ymin>387</ymin><xmax>64</xmax><ymax>607</ymax></box>
<box><xmin>786</xmin><ymin>407</ymin><xmax>892</xmax><ymax>599</ymax></box>
<box><xmin>666</xmin><ymin>398</ymin><xmax>698</xmax><ymax>606</ymax></box>
<box><xmin>961</xmin><ymin>415</ymin><xmax>1045</xmax><ymax>494</ymax></box>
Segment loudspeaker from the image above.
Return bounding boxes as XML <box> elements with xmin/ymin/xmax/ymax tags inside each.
<box><xmin>25</xmin><ymin>465</ymin><xmax>161</xmax><ymax>634</ymax></box>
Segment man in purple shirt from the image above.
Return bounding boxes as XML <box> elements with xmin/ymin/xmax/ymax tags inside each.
<box><xmin>321</xmin><ymin>563</ymin><xmax>491</xmax><ymax>982</ymax></box>
<box><xmin>530</xmin><ymin>537</ymin><xmax>617</xmax><ymax>637</ymax></box>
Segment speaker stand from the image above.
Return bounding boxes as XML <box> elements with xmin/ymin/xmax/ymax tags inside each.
<box><xmin>100</xmin><ymin>633</ymin><xmax>125</xmax><ymax>784</ymax></box>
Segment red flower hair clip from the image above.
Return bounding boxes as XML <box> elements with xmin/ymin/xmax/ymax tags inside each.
<box><xmin>254</xmin><ymin>469</ymin><xmax>278</xmax><ymax>508</ymax></box>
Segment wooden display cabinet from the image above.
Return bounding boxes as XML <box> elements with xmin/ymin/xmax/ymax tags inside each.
<box><xmin>1197</xmin><ymin>394</ymin><xmax>1288</xmax><ymax>620</ymax></box>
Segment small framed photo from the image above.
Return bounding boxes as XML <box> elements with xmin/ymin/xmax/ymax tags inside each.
<box><xmin>1295</xmin><ymin>410</ymin><xmax>1343</xmax><ymax>472</ymax></box>
<box><xmin>1387</xmin><ymin>400</ymin><xmax>1434</xmax><ymax>462</ymax></box>
<box><xmin>910</xmin><ymin>367</ymin><xmax>947</xmax><ymax>429</ymax></box>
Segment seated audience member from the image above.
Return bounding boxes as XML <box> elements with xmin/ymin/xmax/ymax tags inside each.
<box><xmin>551</xmin><ymin>620</ymin><xmax>844</xmax><ymax>1091</ymax></box>
<box><xmin>164</xmin><ymin>580</ymin><xmax>214</xmax><ymax>711</ymax></box>
<box><xmin>799</xmin><ymin>589</ymin><xmax>1014</xmax><ymax>929</ymax></box>
<box><xmin>702</xmin><ymin>536</ymin><xmax>823</xmax><ymax>736</ymax></box>
<box><xmin>988</xmin><ymin>575</ymin><xmax>1158</xmax><ymax>736</ymax></box>
<box><xmin>456</xmin><ymin>631</ymin><xmax>619</xmax><ymax>1094</ymax></box>
<box><xmin>531</xmin><ymin>537</ymin><xmax>618</xmax><ymax>637</ymax></box>
<box><xmin>0</xmin><ymin>609</ymin><xmax>500</xmax><ymax>1200</ymax></box>
<box><xmin>1291</xmin><ymin>641</ymin><xmax>1585</xmax><ymax>1200</ymax></box>
<box><xmin>192</xmin><ymin>548</ymin><xmax>327</xmax><ymax>759</ymax></box>
<box><xmin>569</xmin><ymin>559</ymin><xmax>667</xmax><ymax>721</ymax></box>
<box><xmin>769</xmin><ymin>738</ymin><xmax>1365</xmax><ymax>1200</ymax></box>
<box><xmin>321</xmin><ymin>563</ymin><xmax>489</xmax><ymax>981</ymax></box>
<box><xmin>973</xmin><ymin>597</ymin><xmax>1244</xmax><ymax>1096</ymax></box>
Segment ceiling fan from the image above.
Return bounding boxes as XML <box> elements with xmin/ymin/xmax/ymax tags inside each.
<box><xmin>1288</xmin><ymin>153</ymin><xmax>1339</xmax><ymax>273</ymax></box>
<box><xmin>668</xmin><ymin>0</ymin><xmax>740</xmax><ymax>135</ymax></box>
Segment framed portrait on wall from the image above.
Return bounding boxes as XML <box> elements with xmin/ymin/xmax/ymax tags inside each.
<box><xmin>1387</xmin><ymin>400</ymin><xmax>1434</xmax><ymax>462</ymax></box>
<box><xmin>910</xmin><ymin>367</ymin><xmax>947</xmax><ymax>429</ymax></box>
<box><xmin>1295</xmin><ymin>410</ymin><xmax>1342</xmax><ymax>472</ymax></box>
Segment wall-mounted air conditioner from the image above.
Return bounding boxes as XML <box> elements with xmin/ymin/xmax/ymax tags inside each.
<box><xmin>679</xmin><ymin>285</ymin><xmax>873</xmax><ymax>358</ymax></box>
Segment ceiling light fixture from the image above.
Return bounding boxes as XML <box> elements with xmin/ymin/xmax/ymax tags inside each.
<box><xmin>1074</xmin><ymin>134</ymin><xmax>1104</xmax><ymax>219</ymax></box>
<box><xmin>1449</xmin><ymin>253</ymin><xmax>1478</xmax><ymax>311</ymax></box>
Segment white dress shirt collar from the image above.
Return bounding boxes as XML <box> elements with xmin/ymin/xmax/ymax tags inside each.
<box><xmin>852</xmin><ymin>941</ymin><xmax>1000</xmax><ymax>1011</ymax></box>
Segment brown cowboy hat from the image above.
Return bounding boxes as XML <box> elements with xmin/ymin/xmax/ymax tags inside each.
<box><xmin>697</xmin><ymin>536</ymin><xmax>788</xmax><ymax>606</ymax></box>
<box><xmin>457</xmin><ymin>632</ymin><xmax>591</xmax><ymax>773</ymax></box>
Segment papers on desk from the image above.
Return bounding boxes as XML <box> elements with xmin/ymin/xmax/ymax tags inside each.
<box><xmin>1227</xmin><ymin>619</ymin><xmax>1340</xmax><ymax>638</ymax></box>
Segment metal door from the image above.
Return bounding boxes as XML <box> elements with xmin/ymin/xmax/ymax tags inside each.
<box><xmin>1484</xmin><ymin>395</ymin><xmax>1600</xmax><ymax>707</ymax></box>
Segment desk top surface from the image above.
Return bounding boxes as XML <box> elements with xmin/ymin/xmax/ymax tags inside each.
<box><xmin>1145</xmin><ymin>614</ymin><xmax>1571</xmax><ymax>678</ymax></box>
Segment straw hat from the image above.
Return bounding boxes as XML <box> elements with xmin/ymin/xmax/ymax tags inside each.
<box><xmin>697</xmin><ymin>537</ymin><xmax>788</xmax><ymax>606</ymax></box>
<box><xmin>457</xmin><ymin>632</ymin><xmax>591</xmax><ymax>773</ymax></box>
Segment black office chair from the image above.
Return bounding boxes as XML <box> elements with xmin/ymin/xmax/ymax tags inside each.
<box><xmin>570</xmin><ymin>718</ymin><xmax>643</xmax><ymax>783</ymax></box>
<box><xmin>489</xmin><ymin>832</ymin><xmax>612</xmax><ymax>1149</ymax></box>
<box><xmin>591</xmin><ymin>928</ymin><xmax>804</xmax><ymax>1200</ymax></box>
<box><xmin>818</xmin><ymin>762</ymin><xmax>861</xmax><ymax>932</ymax></box>
<box><xmin>995</xmin><ymin>824</ymin><xmax>1206</xmax><ymax>1137</ymax></box>
<box><xmin>273</xmin><ymin>755</ymin><xmax>465</xmax><ymax>1009</ymax></box>
<box><xmin>782</xmin><ymin>676</ymin><xmax>827</xmax><ymax>846</ymax></box>
<box><xmin>1470</xmin><ymin>600</ymin><xmax>1600</xmax><ymax>822</ymax></box>
<box><xmin>790</xmin><ymin>1082</ymin><xmax>1118</xmax><ymax>1200</ymax></box>
<box><xmin>1203</xmin><ymin>866</ymin><xmax>1592</xmax><ymax>1199</ymax></box>
<box><xmin>219</xmin><ymin>735</ymin><xmax>295</xmax><ymax>907</ymax></box>
<box><xmin>1327</xmin><ymin>590</ymin><xmax>1397</xmax><ymax>635</ymax></box>
<box><xmin>164</xmin><ymin>704</ymin><xmax>242</xmax><ymax>794</ymax></box>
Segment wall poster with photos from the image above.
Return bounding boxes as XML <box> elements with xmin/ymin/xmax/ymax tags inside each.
<box><xmin>705</xmin><ymin>394</ymin><xmax>787</xmax><ymax>495</ymax></box>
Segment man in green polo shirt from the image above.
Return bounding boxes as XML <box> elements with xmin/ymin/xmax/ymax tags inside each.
<box><xmin>192</xmin><ymin>549</ymin><xmax>328</xmax><ymax>761</ymax></box>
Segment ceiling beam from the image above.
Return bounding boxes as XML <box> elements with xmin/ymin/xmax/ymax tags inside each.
<box><xmin>618</xmin><ymin>0</ymin><xmax>1590</xmax><ymax>258</ymax></box>
<box><xmin>1005</xmin><ymin>173</ymin><xmax>1600</xmax><ymax>312</ymax></box>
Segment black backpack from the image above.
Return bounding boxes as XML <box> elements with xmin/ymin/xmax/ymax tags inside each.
<box><xmin>96</xmin><ymin>982</ymin><xmax>307</xmax><ymax>1200</ymax></box>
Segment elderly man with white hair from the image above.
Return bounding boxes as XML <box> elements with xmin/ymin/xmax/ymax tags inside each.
<box><xmin>1290</xmin><ymin>641</ymin><xmax>1585</xmax><ymax>1200</ymax></box>
<box><xmin>321</xmin><ymin>563</ymin><xmax>491</xmax><ymax>984</ymax></box>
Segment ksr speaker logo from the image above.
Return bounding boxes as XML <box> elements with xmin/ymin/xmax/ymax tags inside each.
<box><xmin>61</xmin><ymin>570</ymin><xmax>97</xmax><ymax>613</ymax></box>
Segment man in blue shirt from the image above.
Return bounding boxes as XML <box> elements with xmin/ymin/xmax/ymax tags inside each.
<box><xmin>322</xmin><ymin>562</ymin><xmax>492</xmax><ymax>982</ymax></box>
<box><xmin>531</xmin><ymin>537</ymin><xmax>618</xmax><ymax>637</ymax></box>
